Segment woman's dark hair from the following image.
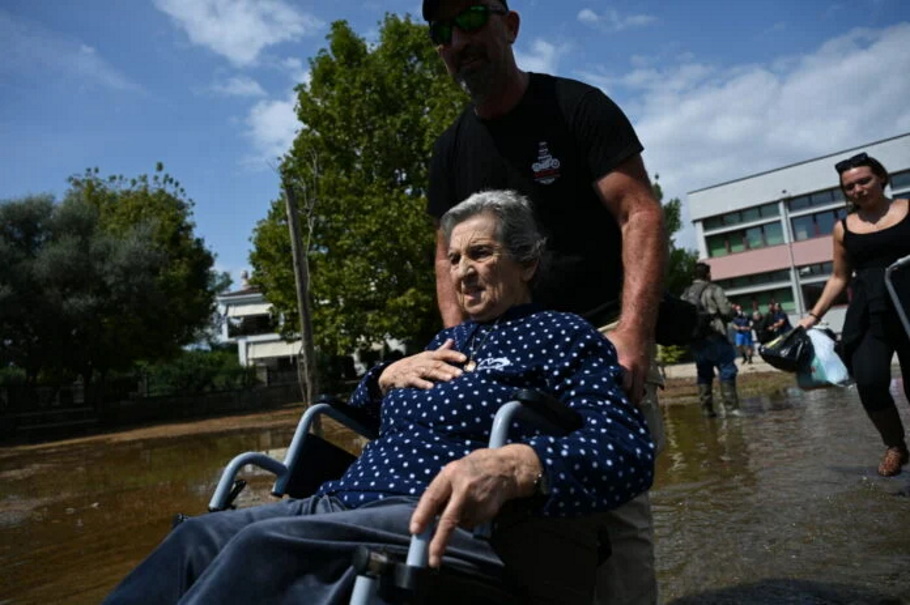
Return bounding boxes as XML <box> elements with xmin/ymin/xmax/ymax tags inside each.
<box><xmin>835</xmin><ymin>152</ymin><xmax>890</xmax><ymax>191</ymax></box>
<box><xmin>440</xmin><ymin>190</ymin><xmax>546</xmax><ymax>268</ymax></box>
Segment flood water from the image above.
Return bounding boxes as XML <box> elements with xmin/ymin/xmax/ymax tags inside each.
<box><xmin>2</xmin><ymin>383</ymin><xmax>909</xmax><ymax>604</ymax></box>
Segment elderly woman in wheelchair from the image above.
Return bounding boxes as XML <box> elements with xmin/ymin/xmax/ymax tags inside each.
<box><xmin>104</xmin><ymin>189</ymin><xmax>655</xmax><ymax>604</ymax></box>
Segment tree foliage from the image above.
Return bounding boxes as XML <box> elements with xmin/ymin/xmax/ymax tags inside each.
<box><xmin>250</xmin><ymin>16</ymin><xmax>465</xmax><ymax>355</ymax></box>
<box><xmin>652</xmin><ymin>176</ymin><xmax>699</xmax><ymax>296</ymax></box>
<box><xmin>0</xmin><ymin>165</ymin><xmax>220</xmax><ymax>390</ymax></box>
<box><xmin>652</xmin><ymin>176</ymin><xmax>700</xmax><ymax>366</ymax></box>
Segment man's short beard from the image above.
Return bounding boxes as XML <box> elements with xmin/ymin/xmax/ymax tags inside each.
<box><xmin>456</xmin><ymin>67</ymin><xmax>496</xmax><ymax>104</ymax></box>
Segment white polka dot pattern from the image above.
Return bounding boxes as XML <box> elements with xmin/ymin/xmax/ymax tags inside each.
<box><xmin>317</xmin><ymin>304</ymin><xmax>655</xmax><ymax>516</ymax></box>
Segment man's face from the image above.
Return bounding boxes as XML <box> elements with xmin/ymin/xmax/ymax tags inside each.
<box><xmin>433</xmin><ymin>1</ymin><xmax>516</xmax><ymax>102</ymax></box>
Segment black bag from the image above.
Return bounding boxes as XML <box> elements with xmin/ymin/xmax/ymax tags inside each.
<box><xmin>655</xmin><ymin>291</ymin><xmax>710</xmax><ymax>346</ymax></box>
<box><xmin>758</xmin><ymin>326</ymin><xmax>814</xmax><ymax>372</ymax></box>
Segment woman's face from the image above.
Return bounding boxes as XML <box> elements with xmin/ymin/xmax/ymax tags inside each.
<box><xmin>840</xmin><ymin>165</ymin><xmax>886</xmax><ymax>205</ymax></box>
<box><xmin>447</xmin><ymin>212</ymin><xmax>536</xmax><ymax>322</ymax></box>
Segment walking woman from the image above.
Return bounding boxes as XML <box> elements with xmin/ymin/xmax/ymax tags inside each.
<box><xmin>799</xmin><ymin>152</ymin><xmax>910</xmax><ymax>476</ymax></box>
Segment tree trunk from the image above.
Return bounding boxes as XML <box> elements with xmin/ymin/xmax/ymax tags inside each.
<box><xmin>282</xmin><ymin>177</ymin><xmax>319</xmax><ymax>409</ymax></box>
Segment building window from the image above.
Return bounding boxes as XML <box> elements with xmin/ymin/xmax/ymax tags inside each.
<box><xmin>703</xmin><ymin>202</ymin><xmax>780</xmax><ymax>231</ymax></box>
<box><xmin>228</xmin><ymin>314</ymin><xmax>276</xmax><ymax>338</ymax></box>
<box><xmin>798</xmin><ymin>261</ymin><xmax>834</xmax><ymax>278</ymax></box>
<box><xmin>891</xmin><ymin>169</ymin><xmax>910</xmax><ymax>195</ymax></box>
<box><xmin>791</xmin><ymin>207</ymin><xmax>848</xmax><ymax>241</ymax></box>
<box><xmin>764</xmin><ymin>222</ymin><xmax>785</xmax><ymax>245</ymax></box>
<box><xmin>706</xmin><ymin>221</ymin><xmax>785</xmax><ymax>257</ymax></box>
<box><xmin>801</xmin><ymin>282</ymin><xmax>848</xmax><ymax>309</ymax></box>
<box><xmin>730</xmin><ymin>287</ymin><xmax>795</xmax><ymax>314</ymax></box>
<box><xmin>716</xmin><ymin>268</ymin><xmax>791</xmax><ymax>290</ymax></box>
<box><xmin>788</xmin><ymin>187</ymin><xmax>844</xmax><ymax>212</ymax></box>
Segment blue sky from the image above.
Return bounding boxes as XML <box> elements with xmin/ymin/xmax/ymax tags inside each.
<box><xmin>2</xmin><ymin>0</ymin><xmax>909</xmax><ymax>287</ymax></box>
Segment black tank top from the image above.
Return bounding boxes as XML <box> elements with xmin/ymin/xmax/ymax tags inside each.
<box><xmin>842</xmin><ymin>203</ymin><xmax>910</xmax><ymax>269</ymax></box>
<box><xmin>842</xmin><ymin>203</ymin><xmax>910</xmax><ymax>314</ymax></box>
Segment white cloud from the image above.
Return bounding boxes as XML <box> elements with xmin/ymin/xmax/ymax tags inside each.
<box><xmin>580</xmin><ymin>23</ymin><xmax>910</xmax><ymax>248</ymax></box>
<box><xmin>280</xmin><ymin>57</ymin><xmax>310</xmax><ymax>85</ymax></box>
<box><xmin>243</xmin><ymin>91</ymin><xmax>299</xmax><ymax>167</ymax></box>
<box><xmin>153</xmin><ymin>0</ymin><xmax>322</xmax><ymax>67</ymax></box>
<box><xmin>0</xmin><ymin>10</ymin><xmax>140</xmax><ymax>92</ymax></box>
<box><xmin>577</xmin><ymin>7</ymin><xmax>657</xmax><ymax>32</ymax></box>
<box><xmin>212</xmin><ymin>75</ymin><xmax>266</xmax><ymax>97</ymax></box>
<box><xmin>515</xmin><ymin>39</ymin><xmax>569</xmax><ymax>74</ymax></box>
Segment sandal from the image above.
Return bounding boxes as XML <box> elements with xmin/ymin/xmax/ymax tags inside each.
<box><xmin>878</xmin><ymin>445</ymin><xmax>910</xmax><ymax>477</ymax></box>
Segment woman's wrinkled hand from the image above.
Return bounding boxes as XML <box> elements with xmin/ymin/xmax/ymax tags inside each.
<box><xmin>408</xmin><ymin>444</ymin><xmax>541</xmax><ymax>568</ymax></box>
<box><xmin>377</xmin><ymin>339</ymin><xmax>467</xmax><ymax>394</ymax></box>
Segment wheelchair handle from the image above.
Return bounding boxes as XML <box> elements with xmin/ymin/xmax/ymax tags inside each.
<box><xmin>885</xmin><ymin>254</ymin><xmax>910</xmax><ymax>340</ymax></box>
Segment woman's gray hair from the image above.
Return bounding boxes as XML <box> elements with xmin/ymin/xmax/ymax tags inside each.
<box><xmin>439</xmin><ymin>190</ymin><xmax>546</xmax><ymax>266</ymax></box>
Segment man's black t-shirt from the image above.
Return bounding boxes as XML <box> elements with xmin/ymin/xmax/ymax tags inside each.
<box><xmin>427</xmin><ymin>73</ymin><xmax>643</xmax><ymax>323</ymax></box>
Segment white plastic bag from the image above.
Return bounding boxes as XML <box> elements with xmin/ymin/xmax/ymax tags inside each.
<box><xmin>797</xmin><ymin>328</ymin><xmax>853</xmax><ymax>389</ymax></box>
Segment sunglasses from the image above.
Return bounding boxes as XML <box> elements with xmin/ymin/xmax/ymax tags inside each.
<box><xmin>428</xmin><ymin>5</ymin><xmax>508</xmax><ymax>46</ymax></box>
<box><xmin>835</xmin><ymin>152</ymin><xmax>868</xmax><ymax>173</ymax></box>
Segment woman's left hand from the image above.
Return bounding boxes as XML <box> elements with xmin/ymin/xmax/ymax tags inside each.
<box><xmin>409</xmin><ymin>444</ymin><xmax>541</xmax><ymax>568</ymax></box>
<box><xmin>797</xmin><ymin>316</ymin><xmax>818</xmax><ymax>330</ymax></box>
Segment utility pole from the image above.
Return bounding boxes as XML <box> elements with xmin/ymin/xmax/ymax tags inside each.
<box><xmin>282</xmin><ymin>173</ymin><xmax>319</xmax><ymax>408</ymax></box>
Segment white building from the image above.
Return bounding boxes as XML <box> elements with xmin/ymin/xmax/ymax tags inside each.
<box><xmin>217</xmin><ymin>281</ymin><xmax>300</xmax><ymax>371</ymax></box>
<box><xmin>687</xmin><ymin>133</ymin><xmax>910</xmax><ymax>332</ymax></box>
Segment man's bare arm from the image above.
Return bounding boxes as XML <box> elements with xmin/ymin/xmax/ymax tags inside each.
<box><xmin>594</xmin><ymin>154</ymin><xmax>667</xmax><ymax>401</ymax></box>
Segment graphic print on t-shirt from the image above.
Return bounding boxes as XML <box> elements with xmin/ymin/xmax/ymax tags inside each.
<box><xmin>532</xmin><ymin>141</ymin><xmax>561</xmax><ymax>185</ymax></box>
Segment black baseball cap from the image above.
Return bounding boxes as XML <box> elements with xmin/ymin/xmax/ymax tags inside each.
<box><xmin>422</xmin><ymin>0</ymin><xmax>509</xmax><ymax>21</ymax></box>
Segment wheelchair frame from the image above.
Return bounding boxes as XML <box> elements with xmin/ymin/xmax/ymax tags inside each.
<box><xmin>885</xmin><ymin>253</ymin><xmax>910</xmax><ymax>340</ymax></box>
<box><xmin>207</xmin><ymin>389</ymin><xmax>590</xmax><ymax>604</ymax></box>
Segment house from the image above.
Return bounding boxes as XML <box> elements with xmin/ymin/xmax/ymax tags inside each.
<box><xmin>217</xmin><ymin>275</ymin><xmax>300</xmax><ymax>378</ymax></box>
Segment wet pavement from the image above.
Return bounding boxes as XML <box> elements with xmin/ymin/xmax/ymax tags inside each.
<box><xmin>2</xmin><ymin>380</ymin><xmax>909</xmax><ymax>604</ymax></box>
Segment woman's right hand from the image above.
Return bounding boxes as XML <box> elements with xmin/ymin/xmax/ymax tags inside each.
<box><xmin>378</xmin><ymin>339</ymin><xmax>467</xmax><ymax>394</ymax></box>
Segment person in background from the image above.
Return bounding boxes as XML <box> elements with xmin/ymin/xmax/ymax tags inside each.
<box><xmin>683</xmin><ymin>263</ymin><xmax>742</xmax><ymax>418</ymax></box>
<box><xmin>731</xmin><ymin>306</ymin><xmax>754</xmax><ymax>364</ymax></box>
<box><xmin>421</xmin><ymin>1</ymin><xmax>667</xmax><ymax>602</ymax></box>
<box><xmin>755</xmin><ymin>306</ymin><xmax>776</xmax><ymax>345</ymax></box>
<box><xmin>751</xmin><ymin>310</ymin><xmax>769</xmax><ymax>345</ymax></box>
<box><xmin>799</xmin><ymin>152</ymin><xmax>910</xmax><ymax>476</ymax></box>
<box><xmin>768</xmin><ymin>302</ymin><xmax>792</xmax><ymax>337</ymax></box>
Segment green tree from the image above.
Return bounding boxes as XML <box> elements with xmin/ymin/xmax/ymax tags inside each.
<box><xmin>0</xmin><ymin>166</ymin><xmax>220</xmax><ymax>396</ymax></box>
<box><xmin>250</xmin><ymin>16</ymin><xmax>465</xmax><ymax>355</ymax></box>
<box><xmin>67</xmin><ymin>165</ymin><xmax>217</xmax><ymax>349</ymax></box>
<box><xmin>0</xmin><ymin>195</ymin><xmax>59</xmax><ymax>383</ymax></box>
<box><xmin>652</xmin><ymin>176</ymin><xmax>699</xmax><ymax>366</ymax></box>
<box><xmin>652</xmin><ymin>176</ymin><xmax>699</xmax><ymax>295</ymax></box>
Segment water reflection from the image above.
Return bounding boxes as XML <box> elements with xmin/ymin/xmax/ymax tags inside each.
<box><xmin>655</xmin><ymin>385</ymin><xmax>910</xmax><ymax>603</ymax></box>
<box><xmin>1</xmin><ymin>386</ymin><xmax>909</xmax><ymax>604</ymax></box>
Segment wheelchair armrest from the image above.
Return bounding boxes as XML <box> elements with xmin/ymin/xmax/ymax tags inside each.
<box><xmin>314</xmin><ymin>394</ymin><xmax>381</xmax><ymax>441</ymax></box>
<box><xmin>209</xmin><ymin>452</ymin><xmax>287</xmax><ymax>512</ymax></box>
<box><xmin>272</xmin><ymin>397</ymin><xmax>380</xmax><ymax>497</ymax></box>
<box><xmin>488</xmin><ymin>389</ymin><xmax>581</xmax><ymax>449</ymax></box>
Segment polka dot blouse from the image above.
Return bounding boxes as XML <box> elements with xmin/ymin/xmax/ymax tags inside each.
<box><xmin>317</xmin><ymin>304</ymin><xmax>655</xmax><ymax>517</ymax></box>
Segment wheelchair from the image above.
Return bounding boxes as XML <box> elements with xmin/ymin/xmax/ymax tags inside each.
<box><xmin>205</xmin><ymin>389</ymin><xmax>609</xmax><ymax>604</ymax></box>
